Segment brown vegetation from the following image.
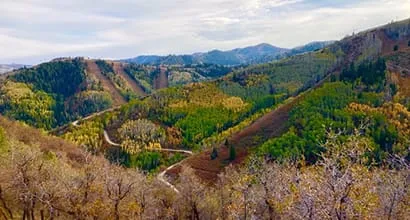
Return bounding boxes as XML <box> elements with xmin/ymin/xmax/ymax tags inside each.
<box><xmin>111</xmin><ymin>62</ymin><xmax>146</xmax><ymax>96</ymax></box>
<box><xmin>0</xmin><ymin>116</ymin><xmax>85</xmax><ymax>165</ymax></box>
<box><xmin>1</xmin><ymin>128</ymin><xmax>408</xmax><ymax>219</ymax></box>
<box><xmin>85</xmin><ymin>60</ymin><xmax>126</xmax><ymax>105</ymax></box>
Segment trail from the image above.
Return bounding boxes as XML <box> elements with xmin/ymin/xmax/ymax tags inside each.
<box><xmin>58</xmin><ymin>66</ymin><xmax>334</xmax><ymax>190</ymax></box>
<box><xmin>71</xmin><ymin>110</ymin><xmax>193</xmax><ymax>193</ymax></box>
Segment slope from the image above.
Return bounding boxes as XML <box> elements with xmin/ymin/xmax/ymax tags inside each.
<box><xmin>85</xmin><ymin>60</ymin><xmax>126</xmax><ymax>105</ymax></box>
<box><xmin>111</xmin><ymin>61</ymin><xmax>146</xmax><ymax>96</ymax></box>
<box><xmin>0</xmin><ymin>116</ymin><xmax>85</xmax><ymax>165</ymax></box>
<box><xmin>167</xmin><ymin>75</ymin><xmax>331</xmax><ymax>182</ymax></box>
<box><xmin>165</xmin><ymin>18</ymin><xmax>410</xmax><ymax>183</ymax></box>
<box><xmin>154</xmin><ymin>66</ymin><xmax>169</xmax><ymax>89</ymax></box>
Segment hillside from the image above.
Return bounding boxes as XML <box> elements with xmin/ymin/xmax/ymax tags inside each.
<box><xmin>123</xmin><ymin>42</ymin><xmax>333</xmax><ymax>66</ymax></box>
<box><xmin>55</xmin><ymin>19</ymin><xmax>409</xmax><ymax>181</ymax></box>
<box><xmin>0</xmin><ymin>12</ymin><xmax>409</xmax><ymax>220</ymax></box>
<box><xmin>162</xmin><ymin>19</ymin><xmax>410</xmax><ymax>181</ymax></box>
<box><xmin>0</xmin><ymin>116</ymin><xmax>85</xmax><ymax>165</ymax></box>
<box><xmin>0</xmin><ymin>58</ymin><xmax>146</xmax><ymax>129</ymax></box>
<box><xmin>0</xmin><ymin>58</ymin><xmax>236</xmax><ymax>130</ymax></box>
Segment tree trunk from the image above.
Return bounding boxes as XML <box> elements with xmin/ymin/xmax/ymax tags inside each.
<box><xmin>192</xmin><ymin>204</ymin><xmax>200</xmax><ymax>220</ymax></box>
<box><xmin>23</xmin><ymin>209</ymin><xmax>27</xmax><ymax>220</ymax></box>
<box><xmin>114</xmin><ymin>200</ymin><xmax>120</xmax><ymax>220</ymax></box>
<box><xmin>265</xmin><ymin>199</ymin><xmax>275</xmax><ymax>220</ymax></box>
<box><xmin>0</xmin><ymin>187</ymin><xmax>13</xmax><ymax>219</ymax></box>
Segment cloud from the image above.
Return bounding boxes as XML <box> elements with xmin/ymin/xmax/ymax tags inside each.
<box><xmin>0</xmin><ymin>0</ymin><xmax>409</xmax><ymax>64</ymax></box>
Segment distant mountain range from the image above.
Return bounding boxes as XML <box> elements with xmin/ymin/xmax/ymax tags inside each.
<box><xmin>0</xmin><ymin>64</ymin><xmax>29</xmax><ymax>74</ymax></box>
<box><xmin>123</xmin><ymin>41</ymin><xmax>335</xmax><ymax>66</ymax></box>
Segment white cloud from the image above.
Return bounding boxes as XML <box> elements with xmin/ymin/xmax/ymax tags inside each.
<box><xmin>0</xmin><ymin>0</ymin><xmax>409</xmax><ymax>64</ymax></box>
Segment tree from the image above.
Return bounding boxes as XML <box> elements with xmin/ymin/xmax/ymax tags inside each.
<box><xmin>229</xmin><ymin>145</ymin><xmax>236</xmax><ymax>161</ymax></box>
<box><xmin>118</xmin><ymin>119</ymin><xmax>165</xmax><ymax>154</ymax></box>
<box><xmin>211</xmin><ymin>147</ymin><xmax>218</xmax><ymax>160</ymax></box>
<box><xmin>0</xmin><ymin>81</ymin><xmax>56</xmax><ymax>129</ymax></box>
<box><xmin>103</xmin><ymin>165</ymin><xmax>141</xmax><ymax>220</ymax></box>
<box><xmin>176</xmin><ymin>166</ymin><xmax>206</xmax><ymax>219</ymax></box>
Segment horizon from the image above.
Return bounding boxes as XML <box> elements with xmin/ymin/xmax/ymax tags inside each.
<box><xmin>1</xmin><ymin>0</ymin><xmax>409</xmax><ymax>65</ymax></box>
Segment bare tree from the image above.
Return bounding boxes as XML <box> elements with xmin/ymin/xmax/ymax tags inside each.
<box><xmin>103</xmin><ymin>165</ymin><xmax>141</xmax><ymax>220</ymax></box>
<box><xmin>176</xmin><ymin>166</ymin><xmax>206</xmax><ymax>220</ymax></box>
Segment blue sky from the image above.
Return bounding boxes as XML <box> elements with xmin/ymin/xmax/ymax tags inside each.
<box><xmin>0</xmin><ymin>0</ymin><xmax>409</xmax><ymax>64</ymax></box>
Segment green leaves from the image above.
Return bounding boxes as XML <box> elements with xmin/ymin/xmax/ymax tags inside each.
<box><xmin>0</xmin><ymin>81</ymin><xmax>56</xmax><ymax>129</ymax></box>
<box><xmin>10</xmin><ymin>58</ymin><xmax>85</xmax><ymax>98</ymax></box>
<box><xmin>118</xmin><ymin>119</ymin><xmax>165</xmax><ymax>154</ymax></box>
<box><xmin>259</xmin><ymin>81</ymin><xmax>406</xmax><ymax>164</ymax></box>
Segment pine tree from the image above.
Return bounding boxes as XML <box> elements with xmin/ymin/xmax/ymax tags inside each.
<box><xmin>211</xmin><ymin>147</ymin><xmax>218</xmax><ymax>160</ymax></box>
<box><xmin>229</xmin><ymin>145</ymin><xmax>236</xmax><ymax>161</ymax></box>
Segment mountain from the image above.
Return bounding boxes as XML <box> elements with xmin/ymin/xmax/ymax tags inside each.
<box><xmin>0</xmin><ymin>16</ymin><xmax>410</xmax><ymax>220</ymax></box>
<box><xmin>123</xmin><ymin>43</ymin><xmax>290</xmax><ymax>65</ymax></box>
<box><xmin>123</xmin><ymin>41</ymin><xmax>334</xmax><ymax>66</ymax></box>
<box><xmin>0</xmin><ymin>58</ymin><xmax>234</xmax><ymax>130</ymax></box>
<box><xmin>0</xmin><ymin>64</ymin><xmax>29</xmax><ymax>74</ymax></box>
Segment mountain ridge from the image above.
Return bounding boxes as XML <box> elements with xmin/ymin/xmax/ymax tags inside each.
<box><xmin>123</xmin><ymin>41</ymin><xmax>334</xmax><ymax>66</ymax></box>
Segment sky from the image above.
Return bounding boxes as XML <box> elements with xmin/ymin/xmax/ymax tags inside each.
<box><xmin>0</xmin><ymin>0</ymin><xmax>409</xmax><ymax>64</ymax></box>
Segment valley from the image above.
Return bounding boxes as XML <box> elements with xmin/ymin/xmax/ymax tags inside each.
<box><xmin>0</xmin><ymin>17</ymin><xmax>409</xmax><ymax>219</ymax></box>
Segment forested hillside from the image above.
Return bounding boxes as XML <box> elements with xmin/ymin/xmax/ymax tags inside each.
<box><xmin>0</xmin><ymin>18</ymin><xmax>409</xmax><ymax>220</ymax></box>
<box><xmin>51</xmin><ymin>19</ymin><xmax>410</xmax><ymax>173</ymax></box>
<box><xmin>124</xmin><ymin>41</ymin><xmax>333</xmax><ymax>66</ymax></box>
<box><xmin>0</xmin><ymin>106</ymin><xmax>409</xmax><ymax>219</ymax></box>
<box><xmin>0</xmin><ymin>58</ymin><xmax>234</xmax><ymax>129</ymax></box>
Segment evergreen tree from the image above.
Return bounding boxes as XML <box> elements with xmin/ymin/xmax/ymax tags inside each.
<box><xmin>210</xmin><ymin>147</ymin><xmax>218</xmax><ymax>160</ymax></box>
<box><xmin>229</xmin><ymin>145</ymin><xmax>236</xmax><ymax>161</ymax></box>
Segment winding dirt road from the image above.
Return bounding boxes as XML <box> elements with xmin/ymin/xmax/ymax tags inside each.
<box><xmin>71</xmin><ymin>111</ymin><xmax>193</xmax><ymax>193</ymax></box>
